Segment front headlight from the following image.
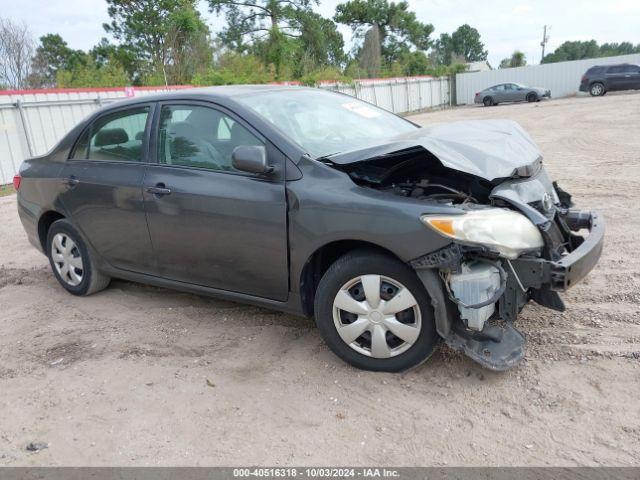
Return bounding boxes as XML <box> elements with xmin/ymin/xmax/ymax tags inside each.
<box><xmin>421</xmin><ymin>208</ymin><xmax>544</xmax><ymax>259</ymax></box>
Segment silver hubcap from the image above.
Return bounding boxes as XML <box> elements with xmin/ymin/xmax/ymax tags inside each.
<box><xmin>592</xmin><ymin>84</ymin><xmax>603</xmax><ymax>95</ymax></box>
<box><xmin>51</xmin><ymin>233</ymin><xmax>84</xmax><ymax>286</ymax></box>
<box><xmin>332</xmin><ymin>275</ymin><xmax>421</xmax><ymax>358</ymax></box>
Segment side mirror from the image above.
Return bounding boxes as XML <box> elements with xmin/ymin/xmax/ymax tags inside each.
<box><xmin>232</xmin><ymin>145</ymin><xmax>273</xmax><ymax>175</ymax></box>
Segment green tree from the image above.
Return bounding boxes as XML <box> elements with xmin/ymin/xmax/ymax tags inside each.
<box><xmin>542</xmin><ymin>39</ymin><xmax>640</xmax><ymax>63</ymax></box>
<box><xmin>499</xmin><ymin>50</ymin><xmax>526</xmax><ymax>68</ymax></box>
<box><xmin>541</xmin><ymin>40</ymin><xmax>599</xmax><ymax>63</ymax></box>
<box><xmin>433</xmin><ymin>24</ymin><xmax>487</xmax><ymax>65</ymax></box>
<box><xmin>398</xmin><ymin>50</ymin><xmax>430</xmax><ymax>76</ymax></box>
<box><xmin>56</xmin><ymin>56</ymin><xmax>129</xmax><ymax>87</ymax></box>
<box><xmin>208</xmin><ymin>0</ymin><xmax>316</xmax><ymax>48</ymax></box>
<box><xmin>162</xmin><ymin>6</ymin><xmax>212</xmax><ymax>84</ymax></box>
<box><xmin>599</xmin><ymin>41</ymin><xmax>640</xmax><ymax>57</ymax></box>
<box><xmin>29</xmin><ymin>34</ymin><xmax>86</xmax><ymax>87</ymax></box>
<box><xmin>433</xmin><ymin>33</ymin><xmax>453</xmax><ymax>66</ymax></box>
<box><xmin>450</xmin><ymin>24</ymin><xmax>487</xmax><ymax>62</ymax></box>
<box><xmin>192</xmin><ymin>52</ymin><xmax>276</xmax><ymax>85</ymax></box>
<box><xmin>104</xmin><ymin>0</ymin><xmax>210</xmax><ymax>83</ymax></box>
<box><xmin>295</xmin><ymin>11</ymin><xmax>346</xmax><ymax>72</ymax></box>
<box><xmin>207</xmin><ymin>0</ymin><xmax>343</xmax><ymax>77</ymax></box>
<box><xmin>334</xmin><ymin>0</ymin><xmax>433</xmax><ymax>66</ymax></box>
<box><xmin>90</xmin><ymin>37</ymin><xmax>137</xmax><ymax>78</ymax></box>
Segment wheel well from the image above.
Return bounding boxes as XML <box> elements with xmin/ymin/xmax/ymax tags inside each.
<box><xmin>38</xmin><ymin>211</ymin><xmax>65</xmax><ymax>251</ymax></box>
<box><xmin>299</xmin><ymin>240</ymin><xmax>402</xmax><ymax>317</ymax></box>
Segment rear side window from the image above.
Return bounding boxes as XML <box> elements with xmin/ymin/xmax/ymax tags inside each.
<box><xmin>587</xmin><ymin>67</ymin><xmax>605</xmax><ymax>75</ymax></box>
<box><xmin>71</xmin><ymin>107</ymin><xmax>150</xmax><ymax>162</ymax></box>
<box><xmin>607</xmin><ymin>66</ymin><xmax>625</xmax><ymax>74</ymax></box>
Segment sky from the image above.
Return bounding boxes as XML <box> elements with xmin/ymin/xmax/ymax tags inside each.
<box><xmin>2</xmin><ymin>0</ymin><xmax>640</xmax><ymax>68</ymax></box>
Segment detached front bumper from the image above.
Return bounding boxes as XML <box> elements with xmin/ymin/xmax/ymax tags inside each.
<box><xmin>511</xmin><ymin>210</ymin><xmax>604</xmax><ymax>293</ymax></box>
<box><xmin>549</xmin><ymin>210</ymin><xmax>604</xmax><ymax>290</ymax></box>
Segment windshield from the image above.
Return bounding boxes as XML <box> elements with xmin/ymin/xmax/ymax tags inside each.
<box><xmin>237</xmin><ymin>89</ymin><xmax>419</xmax><ymax>158</ymax></box>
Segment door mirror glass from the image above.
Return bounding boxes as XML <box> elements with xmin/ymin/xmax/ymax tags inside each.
<box><xmin>232</xmin><ymin>145</ymin><xmax>272</xmax><ymax>174</ymax></box>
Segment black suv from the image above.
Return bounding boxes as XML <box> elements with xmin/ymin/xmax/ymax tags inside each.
<box><xmin>580</xmin><ymin>63</ymin><xmax>640</xmax><ymax>96</ymax></box>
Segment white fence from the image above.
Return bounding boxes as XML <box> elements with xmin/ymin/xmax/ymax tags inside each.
<box><xmin>0</xmin><ymin>76</ymin><xmax>451</xmax><ymax>185</ymax></box>
<box><xmin>455</xmin><ymin>53</ymin><xmax>640</xmax><ymax>105</ymax></box>
<box><xmin>323</xmin><ymin>76</ymin><xmax>451</xmax><ymax>115</ymax></box>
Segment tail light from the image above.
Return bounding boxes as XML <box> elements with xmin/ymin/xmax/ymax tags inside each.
<box><xmin>581</xmin><ymin>75</ymin><xmax>586</xmax><ymax>83</ymax></box>
<box><xmin>13</xmin><ymin>174</ymin><xmax>21</xmax><ymax>190</ymax></box>
<box><xmin>475</xmin><ymin>92</ymin><xmax>480</xmax><ymax>96</ymax></box>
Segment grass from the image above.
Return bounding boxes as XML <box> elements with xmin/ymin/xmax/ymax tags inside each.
<box><xmin>0</xmin><ymin>184</ymin><xmax>16</xmax><ymax>197</ymax></box>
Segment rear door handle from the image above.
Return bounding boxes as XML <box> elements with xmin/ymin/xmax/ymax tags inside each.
<box><xmin>62</xmin><ymin>176</ymin><xmax>79</xmax><ymax>188</ymax></box>
<box><xmin>146</xmin><ymin>183</ymin><xmax>171</xmax><ymax>196</ymax></box>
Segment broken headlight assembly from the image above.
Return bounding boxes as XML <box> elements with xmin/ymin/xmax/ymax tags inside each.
<box><xmin>421</xmin><ymin>208</ymin><xmax>544</xmax><ymax>259</ymax></box>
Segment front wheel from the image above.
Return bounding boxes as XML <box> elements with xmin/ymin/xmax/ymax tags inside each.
<box><xmin>314</xmin><ymin>250</ymin><xmax>439</xmax><ymax>372</ymax></box>
<box><xmin>526</xmin><ymin>92</ymin><xmax>538</xmax><ymax>102</ymax></box>
<box><xmin>47</xmin><ymin>219</ymin><xmax>110</xmax><ymax>296</ymax></box>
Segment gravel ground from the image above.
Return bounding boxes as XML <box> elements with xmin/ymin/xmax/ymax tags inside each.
<box><xmin>1</xmin><ymin>93</ymin><xmax>639</xmax><ymax>467</ymax></box>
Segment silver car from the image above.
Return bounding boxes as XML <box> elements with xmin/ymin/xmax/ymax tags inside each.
<box><xmin>474</xmin><ymin>83</ymin><xmax>551</xmax><ymax>106</ymax></box>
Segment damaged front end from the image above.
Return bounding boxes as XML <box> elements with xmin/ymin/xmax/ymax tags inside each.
<box><xmin>323</xmin><ymin>120</ymin><xmax>605</xmax><ymax>371</ymax></box>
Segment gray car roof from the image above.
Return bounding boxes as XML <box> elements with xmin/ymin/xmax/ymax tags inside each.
<box><xmin>106</xmin><ymin>84</ymin><xmax>311</xmax><ymax>106</ymax></box>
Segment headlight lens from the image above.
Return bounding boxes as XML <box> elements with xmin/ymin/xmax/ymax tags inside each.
<box><xmin>421</xmin><ymin>208</ymin><xmax>544</xmax><ymax>259</ymax></box>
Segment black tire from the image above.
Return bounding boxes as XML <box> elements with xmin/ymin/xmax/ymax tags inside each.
<box><xmin>314</xmin><ymin>249</ymin><xmax>439</xmax><ymax>372</ymax></box>
<box><xmin>482</xmin><ymin>96</ymin><xmax>494</xmax><ymax>107</ymax></box>
<box><xmin>526</xmin><ymin>92</ymin><xmax>538</xmax><ymax>102</ymax></box>
<box><xmin>589</xmin><ymin>82</ymin><xmax>605</xmax><ymax>96</ymax></box>
<box><xmin>46</xmin><ymin>219</ymin><xmax>110</xmax><ymax>296</ymax></box>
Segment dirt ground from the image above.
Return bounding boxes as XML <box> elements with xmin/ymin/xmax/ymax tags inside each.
<box><xmin>1</xmin><ymin>93</ymin><xmax>639</xmax><ymax>467</ymax></box>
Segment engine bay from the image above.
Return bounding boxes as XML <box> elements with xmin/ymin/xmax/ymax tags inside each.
<box><xmin>330</xmin><ymin>147</ymin><xmax>496</xmax><ymax>205</ymax></box>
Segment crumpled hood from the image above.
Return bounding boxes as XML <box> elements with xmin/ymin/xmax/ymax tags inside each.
<box><xmin>326</xmin><ymin>120</ymin><xmax>542</xmax><ymax>181</ymax></box>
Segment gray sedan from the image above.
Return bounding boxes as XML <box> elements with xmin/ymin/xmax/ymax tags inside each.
<box><xmin>15</xmin><ymin>86</ymin><xmax>602</xmax><ymax>372</ymax></box>
<box><xmin>474</xmin><ymin>83</ymin><xmax>551</xmax><ymax>106</ymax></box>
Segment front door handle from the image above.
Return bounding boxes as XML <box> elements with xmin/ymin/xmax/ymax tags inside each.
<box><xmin>62</xmin><ymin>176</ymin><xmax>79</xmax><ymax>188</ymax></box>
<box><xmin>146</xmin><ymin>183</ymin><xmax>172</xmax><ymax>196</ymax></box>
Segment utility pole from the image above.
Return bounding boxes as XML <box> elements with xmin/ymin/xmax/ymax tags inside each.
<box><xmin>540</xmin><ymin>25</ymin><xmax>550</xmax><ymax>63</ymax></box>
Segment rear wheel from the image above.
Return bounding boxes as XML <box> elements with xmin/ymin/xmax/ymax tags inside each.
<box><xmin>314</xmin><ymin>250</ymin><xmax>439</xmax><ymax>372</ymax></box>
<box><xmin>590</xmin><ymin>82</ymin><xmax>605</xmax><ymax>96</ymax></box>
<box><xmin>483</xmin><ymin>96</ymin><xmax>494</xmax><ymax>107</ymax></box>
<box><xmin>47</xmin><ymin>219</ymin><xmax>110</xmax><ymax>296</ymax></box>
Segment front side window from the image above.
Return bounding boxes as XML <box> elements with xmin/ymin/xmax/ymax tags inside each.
<box><xmin>157</xmin><ymin>105</ymin><xmax>263</xmax><ymax>172</ymax></box>
<box><xmin>72</xmin><ymin>107</ymin><xmax>149</xmax><ymax>162</ymax></box>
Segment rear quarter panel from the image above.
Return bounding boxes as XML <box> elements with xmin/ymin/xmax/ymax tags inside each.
<box><xmin>16</xmin><ymin>122</ymin><xmax>84</xmax><ymax>251</ymax></box>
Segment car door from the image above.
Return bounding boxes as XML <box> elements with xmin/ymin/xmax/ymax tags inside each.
<box><xmin>605</xmin><ymin>66</ymin><xmax>627</xmax><ymax>91</ymax></box>
<box><xmin>504</xmin><ymin>84</ymin><xmax>521</xmax><ymax>102</ymax></box>
<box><xmin>621</xmin><ymin>65</ymin><xmax>640</xmax><ymax>90</ymax></box>
<box><xmin>143</xmin><ymin>101</ymin><xmax>289</xmax><ymax>301</ymax></box>
<box><xmin>492</xmin><ymin>84</ymin><xmax>507</xmax><ymax>102</ymax></box>
<box><xmin>511</xmin><ymin>84</ymin><xmax>527</xmax><ymax>102</ymax></box>
<box><xmin>59</xmin><ymin>104</ymin><xmax>156</xmax><ymax>273</ymax></box>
